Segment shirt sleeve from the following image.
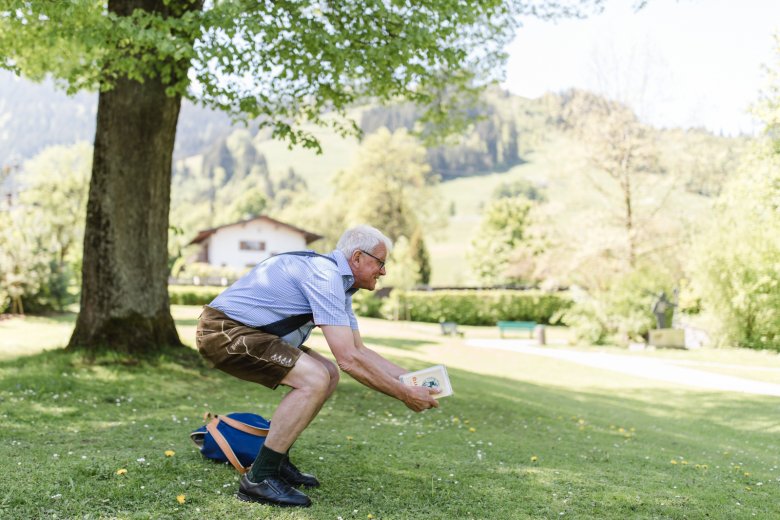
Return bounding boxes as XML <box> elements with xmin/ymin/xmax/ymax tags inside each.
<box><xmin>298</xmin><ymin>264</ymin><xmax>352</xmax><ymax>327</ymax></box>
<box><xmin>345</xmin><ymin>294</ymin><xmax>359</xmax><ymax>330</ymax></box>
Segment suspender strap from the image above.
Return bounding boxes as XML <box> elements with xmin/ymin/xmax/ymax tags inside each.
<box><xmin>276</xmin><ymin>250</ymin><xmax>338</xmax><ymax>265</ymax></box>
<box><xmin>257</xmin><ymin>313</ymin><xmax>315</xmax><ymax>337</ymax></box>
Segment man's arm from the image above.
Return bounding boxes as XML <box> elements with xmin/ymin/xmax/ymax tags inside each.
<box><xmin>351</xmin><ymin>329</ymin><xmax>407</xmax><ymax>379</ymax></box>
<box><xmin>321</xmin><ymin>325</ymin><xmax>438</xmax><ymax>412</ymax></box>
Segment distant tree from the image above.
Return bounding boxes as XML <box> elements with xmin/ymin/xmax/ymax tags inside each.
<box><xmin>409</xmin><ymin>228</ymin><xmax>432</xmax><ymax>286</ymax></box>
<box><xmin>492</xmin><ymin>179</ymin><xmax>547</xmax><ymax>202</ymax></box>
<box><xmin>667</xmin><ymin>129</ymin><xmax>745</xmax><ymax>198</ymax></box>
<box><xmin>331</xmin><ymin>128</ymin><xmax>442</xmax><ymax>243</ymax></box>
<box><xmin>0</xmin><ymin>0</ymin><xmax>604</xmax><ymax>354</ymax></box>
<box><xmin>277</xmin><ymin>168</ymin><xmax>308</xmax><ymax>193</ymax></box>
<box><xmin>560</xmin><ymin>89</ymin><xmax>666</xmax><ymax>270</ymax></box>
<box><xmin>381</xmin><ymin>236</ymin><xmax>420</xmax><ymax>291</ymax></box>
<box><xmin>379</xmin><ymin>229</ymin><xmax>432</xmax><ymax>289</ymax></box>
<box><xmin>468</xmin><ymin>197</ymin><xmax>532</xmax><ymax>285</ymax></box>
<box><xmin>0</xmin><ymin>211</ymin><xmax>50</xmax><ymax>314</ymax></box>
<box><xmin>225</xmin><ymin>187</ymin><xmax>268</xmax><ymax>223</ymax></box>
<box><xmin>0</xmin><ymin>143</ymin><xmax>90</xmax><ymax>312</ymax></box>
<box><xmin>17</xmin><ymin>143</ymin><xmax>91</xmax><ymax>268</ymax></box>
<box><xmin>271</xmin><ymin>167</ymin><xmax>309</xmax><ymax>210</ymax></box>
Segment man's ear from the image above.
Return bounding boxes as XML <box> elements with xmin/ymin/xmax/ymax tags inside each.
<box><xmin>349</xmin><ymin>250</ymin><xmax>362</xmax><ymax>265</ymax></box>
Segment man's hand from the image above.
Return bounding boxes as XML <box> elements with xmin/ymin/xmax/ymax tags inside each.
<box><xmin>321</xmin><ymin>325</ymin><xmax>440</xmax><ymax>411</ymax></box>
<box><xmin>402</xmin><ymin>385</ymin><xmax>440</xmax><ymax>412</ymax></box>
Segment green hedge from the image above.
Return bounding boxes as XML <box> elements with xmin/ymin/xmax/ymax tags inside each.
<box><xmin>380</xmin><ymin>290</ymin><xmax>572</xmax><ymax>325</ymax></box>
<box><xmin>169</xmin><ymin>286</ymin><xmax>572</xmax><ymax>327</ymax></box>
<box><xmin>168</xmin><ymin>285</ymin><xmax>223</xmax><ymax>306</ymax></box>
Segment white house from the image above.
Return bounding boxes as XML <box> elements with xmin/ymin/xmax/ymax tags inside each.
<box><xmin>188</xmin><ymin>215</ymin><xmax>323</xmax><ymax>271</ymax></box>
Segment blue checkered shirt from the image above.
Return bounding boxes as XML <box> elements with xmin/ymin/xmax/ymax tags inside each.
<box><xmin>208</xmin><ymin>250</ymin><xmax>358</xmax><ymax>348</ymax></box>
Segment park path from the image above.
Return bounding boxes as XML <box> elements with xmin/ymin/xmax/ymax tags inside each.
<box><xmin>465</xmin><ymin>339</ymin><xmax>780</xmax><ymax>397</ymax></box>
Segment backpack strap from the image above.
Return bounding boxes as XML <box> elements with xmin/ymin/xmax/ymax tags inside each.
<box><xmin>218</xmin><ymin>414</ymin><xmax>269</xmax><ymax>437</ymax></box>
<box><xmin>206</xmin><ymin>417</ymin><xmax>249</xmax><ymax>474</ymax></box>
<box><xmin>255</xmin><ymin>251</ymin><xmax>339</xmax><ymax>337</ymax></box>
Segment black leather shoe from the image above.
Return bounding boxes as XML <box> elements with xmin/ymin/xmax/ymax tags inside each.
<box><xmin>236</xmin><ymin>474</ymin><xmax>311</xmax><ymax>507</ymax></box>
<box><xmin>280</xmin><ymin>457</ymin><xmax>321</xmax><ymax>488</ymax></box>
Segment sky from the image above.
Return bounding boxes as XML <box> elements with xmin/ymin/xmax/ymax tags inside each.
<box><xmin>502</xmin><ymin>0</ymin><xmax>780</xmax><ymax>135</ymax></box>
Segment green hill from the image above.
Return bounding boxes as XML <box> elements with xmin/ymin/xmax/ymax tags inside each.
<box><xmin>170</xmin><ymin>89</ymin><xmax>743</xmax><ymax>287</ymax></box>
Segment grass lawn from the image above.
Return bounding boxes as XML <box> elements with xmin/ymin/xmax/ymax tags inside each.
<box><xmin>1</xmin><ymin>307</ymin><xmax>780</xmax><ymax>519</ymax></box>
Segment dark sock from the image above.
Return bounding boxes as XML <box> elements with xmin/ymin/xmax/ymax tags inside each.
<box><xmin>248</xmin><ymin>445</ymin><xmax>285</xmax><ymax>483</ymax></box>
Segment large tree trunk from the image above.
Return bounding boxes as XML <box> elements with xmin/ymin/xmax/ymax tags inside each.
<box><xmin>68</xmin><ymin>74</ymin><xmax>182</xmax><ymax>353</ymax></box>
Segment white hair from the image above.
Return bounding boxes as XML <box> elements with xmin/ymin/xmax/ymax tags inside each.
<box><xmin>337</xmin><ymin>225</ymin><xmax>393</xmax><ymax>258</ymax></box>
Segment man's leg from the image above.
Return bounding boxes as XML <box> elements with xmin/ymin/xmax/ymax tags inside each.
<box><xmin>247</xmin><ymin>353</ymin><xmax>330</xmax><ymax>480</ymax></box>
<box><xmin>240</xmin><ymin>354</ymin><xmax>332</xmax><ymax>507</ymax></box>
<box><xmin>278</xmin><ymin>350</ymin><xmax>339</xmax><ymax>488</ymax></box>
<box><xmin>303</xmin><ymin>348</ymin><xmax>340</xmax><ymax>406</ymax></box>
<box><xmin>263</xmin><ymin>353</ymin><xmax>333</xmax><ymax>453</ymax></box>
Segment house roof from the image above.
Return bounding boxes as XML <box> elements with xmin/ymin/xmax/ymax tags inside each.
<box><xmin>187</xmin><ymin>215</ymin><xmax>323</xmax><ymax>246</ymax></box>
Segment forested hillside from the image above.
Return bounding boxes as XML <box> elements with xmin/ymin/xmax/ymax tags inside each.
<box><xmin>0</xmin><ymin>70</ymin><xmax>235</xmax><ymax>164</ymax></box>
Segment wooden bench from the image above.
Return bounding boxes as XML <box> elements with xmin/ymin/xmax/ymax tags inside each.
<box><xmin>497</xmin><ymin>320</ymin><xmax>536</xmax><ymax>338</ymax></box>
<box><xmin>440</xmin><ymin>321</ymin><xmax>464</xmax><ymax>337</ymax></box>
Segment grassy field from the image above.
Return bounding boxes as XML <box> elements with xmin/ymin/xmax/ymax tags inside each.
<box><xmin>2</xmin><ymin>307</ymin><xmax>779</xmax><ymax>519</ymax></box>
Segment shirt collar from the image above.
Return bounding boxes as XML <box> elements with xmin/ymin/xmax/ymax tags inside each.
<box><xmin>327</xmin><ymin>250</ymin><xmax>356</xmax><ymax>292</ymax></box>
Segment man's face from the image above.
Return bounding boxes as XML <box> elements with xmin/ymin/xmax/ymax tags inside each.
<box><xmin>350</xmin><ymin>243</ymin><xmax>387</xmax><ymax>291</ymax></box>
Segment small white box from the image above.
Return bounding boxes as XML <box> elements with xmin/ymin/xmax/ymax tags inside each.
<box><xmin>399</xmin><ymin>364</ymin><xmax>453</xmax><ymax>399</ymax></box>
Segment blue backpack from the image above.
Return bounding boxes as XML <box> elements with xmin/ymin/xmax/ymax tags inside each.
<box><xmin>190</xmin><ymin>413</ymin><xmax>270</xmax><ymax>473</ymax></box>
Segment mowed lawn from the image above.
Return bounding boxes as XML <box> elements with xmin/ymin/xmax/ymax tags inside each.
<box><xmin>1</xmin><ymin>307</ymin><xmax>779</xmax><ymax>519</ymax></box>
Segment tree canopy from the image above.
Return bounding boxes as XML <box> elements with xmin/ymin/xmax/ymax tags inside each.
<box><xmin>0</xmin><ymin>0</ymin><xmax>607</xmax><ymax>353</ymax></box>
<box><xmin>0</xmin><ymin>0</ymin><xmax>592</xmax><ymax>147</ymax></box>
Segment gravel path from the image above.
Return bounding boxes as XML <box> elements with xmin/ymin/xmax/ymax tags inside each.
<box><xmin>465</xmin><ymin>339</ymin><xmax>780</xmax><ymax>397</ymax></box>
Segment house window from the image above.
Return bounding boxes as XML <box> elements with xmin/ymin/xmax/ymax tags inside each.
<box><xmin>239</xmin><ymin>240</ymin><xmax>265</xmax><ymax>251</ymax></box>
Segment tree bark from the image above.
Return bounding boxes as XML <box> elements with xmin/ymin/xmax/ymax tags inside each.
<box><xmin>68</xmin><ymin>74</ymin><xmax>182</xmax><ymax>353</ymax></box>
<box><xmin>67</xmin><ymin>0</ymin><xmax>205</xmax><ymax>354</ymax></box>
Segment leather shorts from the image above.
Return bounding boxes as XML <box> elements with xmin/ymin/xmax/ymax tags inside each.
<box><xmin>196</xmin><ymin>306</ymin><xmax>309</xmax><ymax>389</ymax></box>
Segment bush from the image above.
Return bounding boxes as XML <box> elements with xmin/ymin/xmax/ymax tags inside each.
<box><xmin>688</xmin><ymin>155</ymin><xmax>780</xmax><ymax>351</ymax></box>
<box><xmin>558</xmin><ymin>266</ymin><xmax>675</xmax><ymax>345</ymax></box>
<box><xmin>691</xmin><ymin>230</ymin><xmax>780</xmax><ymax>350</ymax></box>
<box><xmin>555</xmin><ymin>289</ymin><xmax>610</xmax><ymax>345</ymax></box>
<box><xmin>380</xmin><ymin>289</ymin><xmax>571</xmax><ymax>325</ymax></box>
<box><xmin>168</xmin><ymin>285</ymin><xmax>223</xmax><ymax>306</ymax></box>
<box><xmin>351</xmin><ymin>290</ymin><xmax>384</xmax><ymax>318</ymax></box>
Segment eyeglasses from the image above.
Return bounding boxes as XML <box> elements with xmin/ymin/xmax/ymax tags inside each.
<box><xmin>360</xmin><ymin>249</ymin><xmax>386</xmax><ymax>270</ymax></box>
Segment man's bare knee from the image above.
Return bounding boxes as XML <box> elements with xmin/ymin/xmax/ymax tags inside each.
<box><xmin>284</xmin><ymin>356</ymin><xmax>330</xmax><ymax>396</ymax></box>
<box><xmin>308</xmin><ymin>363</ymin><xmax>331</xmax><ymax>395</ymax></box>
<box><xmin>322</xmin><ymin>360</ymin><xmax>339</xmax><ymax>395</ymax></box>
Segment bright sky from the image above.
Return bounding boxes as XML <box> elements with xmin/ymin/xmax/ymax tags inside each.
<box><xmin>502</xmin><ymin>0</ymin><xmax>780</xmax><ymax>135</ymax></box>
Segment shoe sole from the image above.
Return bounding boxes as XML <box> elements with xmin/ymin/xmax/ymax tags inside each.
<box><xmin>236</xmin><ymin>491</ymin><xmax>311</xmax><ymax>508</ymax></box>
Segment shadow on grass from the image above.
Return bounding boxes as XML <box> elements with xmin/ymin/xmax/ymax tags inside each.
<box><xmin>0</xmin><ymin>311</ymin><xmax>78</xmax><ymax>324</ymax></box>
<box><xmin>173</xmin><ymin>318</ymin><xmax>199</xmax><ymax>327</ymax></box>
<box><xmin>361</xmin><ymin>335</ymin><xmax>433</xmax><ymax>351</ymax></box>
